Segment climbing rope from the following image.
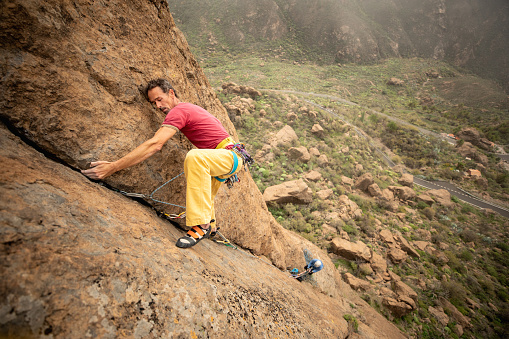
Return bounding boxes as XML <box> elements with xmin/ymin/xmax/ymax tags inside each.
<box><xmin>117</xmin><ymin>171</ymin><xmax>186</xmax><ymax>218</ymax></box>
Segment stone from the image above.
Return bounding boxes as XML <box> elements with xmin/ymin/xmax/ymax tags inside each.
<box><xmin>387</xmin><ymin>248</ymin><xmax>408</xmax><ymax>264</ymax></box>
<box><xmin>263</xmin><ymin>179</ymin><xmax>313</xmax><ymax>205</ymax></box>
<box><xmin>311</xmin><ymin>124</ymin><xmax>324</xmax><ymax>136</ymax></box>
<box><xmin>428</xmin><ymin>306</ymin><xmax>449</xmax><ymax>326</ymax></box>
<box><xmin>387</xmin><ymin>77</ymin><xmax>404</xmax><ymax>86</ymax></box>
<box><xmin>304</xmin><ymin>170</ymin><xmax>322</xmax><ymax>182</ymax></box>
<box><xmin>413</xmin><ymin>241</ymin><xmax>431</xmax><ymax>251</ymax></box>
<box><xmin>271</xmin><ymin>125</ymin><xmax>298</xmax><ymax>147</ymax></box>
<box><xmin>398</xmin><ymin>173</ymin><xmax>413</xmax><ymax>187</ymax></box>
<box><xmin>383</xmin><ymin>297</ymin><xmax>413</xmax><ymax>317</ymax></box>
<box><xmin>369</xmin><ymin>250</ymin><xmax>388</xmax><ymax>274</ymax></box>
<box><xmin>337</xmin><ymin>195</ymin><xmax>363</xmax><ymax>221</ymax></box>
<box><xmin>417</xmin><ymin>193</ymin><xmax>435</xmax><ymax>206</ymax></box>
<box><xmin>355</xmin><ymin>173</ymin><xmax>374</xmax><ymax>191</ymax></box>
<box><xmin>309</xmin><ymin>147</ymin><xmax>320</xmax><ymax>157</ymax></box>
<box><xmin>389</xmin><ymin>186</ymin><xmax>416</xmax><ymax>201</ymax></box>
<box><xmin>288</xmin><ymin>146</ymin><xmax>311</xmax><ymax>163</ymax></box>
<box><xmin>317</xmin><ymin>154</ymin><xmax>329</xmax><ymax>166</ymax></box>
<box><xmin>330</xmin><ymin>238</ymin><xmax>372</xmax><ymax>261</ymax></box>
<box><xmin>392</xmin><ymin>280</ymin><xmax>418</xmax><ymax>301</ymax></box>
<box><xmin>368</xmin><ymin>183</ymin><xmax>382</xmax><ymax>197</ymax></box>
<box><xmin>343</xmin><ymin>273</ymin><xmax>372</xmax><ymax>291</ymax></box>
<box><xmin>379</xmin><ymin>229</ymin><xmax>396</xmax><ymax>246</ymax></box>
<box><xmin>341</xmin><ymin>176</ymin><xmax>354</xmax><ymax>186</ymax></box>
<box><xmin>427</xmin><ymin>189</ymin><xmax>454</xmax><ymax>208</ymax></box>
<box><xmin>394</xmin><ymin>235</ymin><xmax>420</xmax><ymax>258</ymax></box>
<box><xmin>316</xmin><ymin>189</ymin><xmax>334</xmax><ymax>200</ymax></box>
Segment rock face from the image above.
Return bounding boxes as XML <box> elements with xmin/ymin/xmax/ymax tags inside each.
<box><xmin>263</xmin><ymin>179</ymin><xmax>313</xmax><ymax>204</ymax></box>
<box><xmin>0</xmin><ymin>1</ymin><xmax>406</xmax><ymax>338</ymax></box>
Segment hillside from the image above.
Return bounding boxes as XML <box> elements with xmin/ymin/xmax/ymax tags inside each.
<box><xmin>169</xmin><ymin>0</ymin><xmax>509</xmax><ymax>92</ymax></box>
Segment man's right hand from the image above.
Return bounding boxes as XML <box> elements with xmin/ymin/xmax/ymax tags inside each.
<box><xmin>81</xmin><ymin>161</ymin><xmax>117</xmax><ymax>180</ymax></box>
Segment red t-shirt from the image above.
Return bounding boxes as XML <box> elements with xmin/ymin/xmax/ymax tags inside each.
<box><xmin>162</xmin><ymin>103</ymin><xmax>229</xmax><ymax>149</ymax></box>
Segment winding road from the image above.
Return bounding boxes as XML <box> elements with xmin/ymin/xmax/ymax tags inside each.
<box><xmin>262</xmin><ymin>89</ymin><xmax>509</xmax><ymax>218</ymax></box>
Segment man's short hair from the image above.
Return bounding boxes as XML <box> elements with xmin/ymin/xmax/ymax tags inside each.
<box><xmin>145</xmin><ymin>78</ymin><xmax>178</xmax><ymax>98</ymax></box>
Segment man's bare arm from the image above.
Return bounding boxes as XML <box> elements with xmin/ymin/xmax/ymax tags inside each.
<box><xmin>81</xmin><ymin>127</ymin><xmax>177</xmax><ymax>180</ymax></box>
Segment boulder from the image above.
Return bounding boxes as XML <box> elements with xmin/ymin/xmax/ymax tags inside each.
<box><xmin>428</xmin><ymin>306</ymin><xmax>449</xmax><ymax>326</ymax></box>
<box><xmin>427</xmin><ymin>189</ymin><xmax>454</xmax><ymax>208</ymax></box>
<box><xmin>311</xmin><ymin>124</ymin><xmax>324</xmax><ymax>137</ymax></box>
<box><xmin>416</xmin><ymin>193</ymin><xmax>435</xmax><ymax>206</ymax></box>
<box><xmin>304</xmin><ymin>170</ymin><xmax>322</xmax><ymax>182</ymax></box>
<box><xmin>343</xmin><ymin>273</ymin><xmax>372</xmax><ymax>291</ymax></box>
<box><xmin>457</xmin><ymin>127</ymin><xmax>494</xmax><ymax>151</ymax></box>
<box><xmin>271</xmin><ymin>125</ymin><xmax>298</xmax><ymax>147</ymax></box>
<box><xmin>457</xmin><ymin>142</ymin><xmax>489</xmax><ymax>166</ymax></box>
<box><xmin>398</xmin><ymin>173</ymin><xmax>413</xmax><ymax>187</ymax></box>
<box><xmin>288</xmin><ymin>146</ymin><xmax>311</xmax><ymax>163</ymax></box>
<box><xmin>337</xmin><ymin>195</ymin><xmax>363</xmax><ymax>221</ymax></box>
<box><xmin>379</xmin><ymin>229</ymin><xmax>396</xmax><ymax>246</ymax></box>
<box><xmin>309</xmin><ymin>147</ymin><xmax>320</xmax><ymax>157</ymax></box>
<box><xmin>317</xmin><ymin>154</ymin><xmax>329</xmax><ymax>166</ymax></box>
<box><xmin>387</xmin><ymin>77</ymin><xmax>404</xmax><ymax>86</ymax></box>
<box><xmin>394</xmin><ymin>235</ymin><xmax>420</xmax><ymax>258</ymax></box>
<box><xmin>341</xmin><ymin>176</ymin><xmax>354</xmax><ymax>186</ymax></box>
<box><xmin>383</xmin><ymin>297</ymin><xmax>413</xmax><ymax>317</ymax></box>
<box><xmin>413</xmin><ymin>241</ymin><xmax>431</xmax><ymax>251</ymax></box>
<box><xmin>263</xmin><ymin>179</ymin><xmax>313</xmax><ymax>205</ymax></box>
<box><xmin>316</xmin><ymin>189</ymin><xmax>334</xmax><ymax>200</ymax></box>
<box><xmin>355</xmin><ymin>173</ymin><xmax>374</xmax><ymax>191</ymax></box>
<box><xmin>368</xmin><ymin>183</ymin><xmax>382</xmax><ymax>197</ymax></box>
<box><xmin>369</xmin><ymin>251</ymin><xmax>388</xmax><ymax>274</ymax></box>
<box><xmin>392</xmin><ymin>280</ymin><xmax>418</xmax><ymax>301</ymax></box>
<box><xmin>387</xmin><ymin>248</ymin><xmax>408</xmax><ymax>264</ymax></box>
<box><xmin>330</xmin><ymin>238</ymin><xmax>372</xmax><ymax>261</ymax></box>
<box><xmin>389</xmin><ymin>186</ymin><xmax>416</xmax><ymax>201</ymax></box>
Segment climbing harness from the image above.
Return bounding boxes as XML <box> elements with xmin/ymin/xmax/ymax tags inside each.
<box><xmin>214</xmin><ymin>143</ymin><xmax>254</xmax><ymax>188</ymax></box>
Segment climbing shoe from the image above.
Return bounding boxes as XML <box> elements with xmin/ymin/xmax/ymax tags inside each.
<box><xmin>176</xmin><ymin>225</ymin><xmax>211</xmax><ymax>248</ymax></box>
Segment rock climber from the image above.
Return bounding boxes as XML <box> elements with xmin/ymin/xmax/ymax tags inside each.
<box><xmin>81</xmin><ymin>78</ymin><xmax>252</xmax><ymax>248</ymax></box>
<box><xmin>293</xmin><ymin>259</ymin><xmax>324</xmax><ymax>281</ymax></box>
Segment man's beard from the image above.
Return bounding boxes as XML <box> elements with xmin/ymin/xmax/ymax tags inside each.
<box><xmin>160</xmin><ymin>106</ymin><xmax>170</xmax><ymax>114</ymax></box>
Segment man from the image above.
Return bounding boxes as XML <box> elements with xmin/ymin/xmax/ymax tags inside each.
<box><xmin>294</xmin><ymin>259</ymin><xmax>323</xmax><ymax>281</ymax></box>
<box><xmin>82</xmin><ymin>78</ymin><xmax>250</xmax><ymax>248</ymax></box>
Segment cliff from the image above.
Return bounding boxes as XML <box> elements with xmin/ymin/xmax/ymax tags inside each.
<box><xmin>0</xmin><ymin>0</ymin><xmax>404</xmax><ymax>337</ymax></box>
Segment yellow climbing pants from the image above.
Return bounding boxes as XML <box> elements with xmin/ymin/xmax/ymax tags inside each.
<box><xmin>184</xmin><ymin>147</ymin><xmax>242</xmax><ymax>226</ymax></box>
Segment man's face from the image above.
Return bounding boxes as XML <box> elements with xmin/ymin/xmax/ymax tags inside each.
<box><xmin>148</xmin><ymin>87</ymin><xmax>175</xmax><ymax>114</ymax></box>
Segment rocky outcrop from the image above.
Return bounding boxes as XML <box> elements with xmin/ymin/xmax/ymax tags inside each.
<box><xmin>331</xmin><ymin>238</ymin><xmax>372</xmax><ymax>262</ymax></box>
<box><xmin>457</xmin><ymin>127</ymin><xmax>494</xmax><ymax>151</ymax></box>
<box><xmin>222</xmin><ymin>82</ymin><xmax>262</xmax><ymax>98</ymax></box>
<box><xmin>343</xmin><ymin>273</ymin><xmax>372</xmax><ymax>291</ymax></box>
<box><xmin>263</xmin><ymin>179</ymin><xmax>313</xmax><ymax>204</ymax></box>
